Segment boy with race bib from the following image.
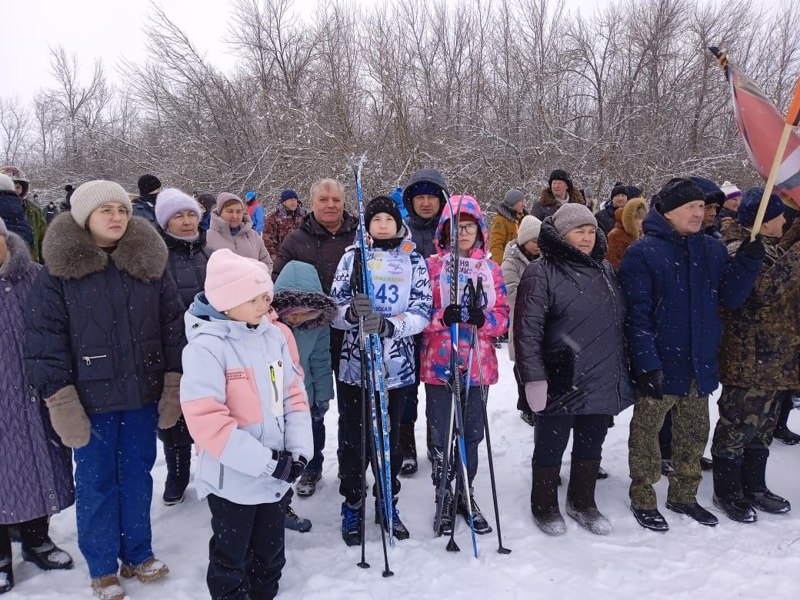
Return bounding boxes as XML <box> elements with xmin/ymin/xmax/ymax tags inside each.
<box><xmin>330</xmin><ymin>195</ymin><xmax>432</xmax><ymax>546</ymax></box>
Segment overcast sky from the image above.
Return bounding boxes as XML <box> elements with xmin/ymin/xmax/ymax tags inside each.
<box><xmin>2</xmin><ymin>0</ymin><xmax>778</xmax><ymax>103</ymax></box>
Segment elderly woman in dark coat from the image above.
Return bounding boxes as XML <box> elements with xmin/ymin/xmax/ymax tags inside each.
<box><xmin>154</xmin><ymin>188</ymin><xmax>212</xmax><ymax>506</ymax></box>
<box><xmin>515</xmin><ymin>204</ymin><xmax>635</xmax><ymax>538</ymax></box>
<box><xmin>24</xmin><ymin>181</ymin><xmax>186</xmax><ymax>600</ymax></box>
<box><xmin>0</xmin><ymin>218</ymin><xmax>75</xmax><ymax>595</ymax></box>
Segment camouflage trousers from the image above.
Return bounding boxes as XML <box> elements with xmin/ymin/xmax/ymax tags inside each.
<box><xmin>629</xmin><ymin>385</ymin><xmax>709</xmax><ymax>508</ymax></box>
<box><xmin>711</xmin><ymin>386</ymin><xmax>785</xmax><ymax>460</ymax></box>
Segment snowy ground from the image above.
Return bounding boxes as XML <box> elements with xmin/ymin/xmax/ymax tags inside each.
<box><xmin>7</xmin><ymin>351</ymin><xmax>800</xmax><ymax>599</ymax></box>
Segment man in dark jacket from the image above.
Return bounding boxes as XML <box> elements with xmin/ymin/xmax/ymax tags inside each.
<box><xmin>531</xmin><ymin>169</ymin><xmax>585</xmax><ymax>220</ymax></box>
<box><xmin>397</xmin><ymin>168</ymin><xmax>450</xmax><ymax>475</ymax></box>
<box><xmin>272</xmin><ymin>178</ymin><xmax>358</xmax><ymax>496</ymax></box>
<box><xmin>618</xmin><ymin>177</ymin><xmax>764</xmax><ymax>532</ymax></box>
<box><xmin>595</xmin><ymin>184</ymin><xmax>629</xmax><ymax>235</ymax></box>
<box><xmin>133</xmin><ymin>174</ymin><xmax>161</xmax><ymax>226</ymax></box>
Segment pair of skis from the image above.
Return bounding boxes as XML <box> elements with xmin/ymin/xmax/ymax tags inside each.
<box><xmin>352</xmin><ymin>154</ymin><xmax>394</xmax><ymax>577</ymax></box>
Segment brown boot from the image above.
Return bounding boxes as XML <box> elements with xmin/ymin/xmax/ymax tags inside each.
<box><xmin>91</xmin><ymin>574</ymin><xmax>126</xmax><ymax>600</ymax></box>
<box><xmin>119</xmin><ymin>557</ymin><xmax>169</xmax><ymax>583</ymax></box>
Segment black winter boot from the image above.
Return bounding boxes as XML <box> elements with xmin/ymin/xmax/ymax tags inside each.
<box><xmin>433</xmin><ymin>488</ymin><xmax>455</xmax><ymax>536</ymax></box>
<box><xmin>565</xmin><ymin>458</ymin><xmax>611</xmax><ymax>535</ymax></box>
<box><xmin>18</xmin><ymin>517</ymin><xmax>74</xmax><ymax>571</ymax></box>
<box><xmin>375</xmin><ymin>497</ymin><xmax>410</xmax><ymax>540</ymax></box>
<box><xmin>531</xmin><ymin>464</ymin><xmax>566</xmax><ymax>536</ymax></box>
<box><xmin>399</xmin><ymin>422</ymin><xmax>418</xmax><ymax>476</ymax></box>
<box><xmin>0</xmin><ymin>557</ymin><xmax>12</xmax><ymax>595</ymax></box>
<box><xmin>163</xmin><ymin>444</ymin><xmax>192</xmax><ymax>506</ymax></box>
<box><xmin>711</xmin><ymin>455</ymin><xmax>757</xmax><ymax>523</ymax></box>
<box><xmin>456</xmin><ymin>487</ymin><xmax>492</xmax><ymax>535</ymax></box>
<box><xmin>742</xmin><ymin>448</ymin><xmax>791</xmax><ymax>514</ymax></box>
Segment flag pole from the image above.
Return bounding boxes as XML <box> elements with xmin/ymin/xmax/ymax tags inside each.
<box><xmin>710</xmin><ymin>47</ymin><xmax>800</xmax><ymax>240</ymax></box>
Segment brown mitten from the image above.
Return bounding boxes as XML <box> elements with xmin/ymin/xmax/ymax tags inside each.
<box><xmin>158</xmin><ymin>372</ymin><xmax>183</xmax><ymax>429</ymax></box>
<box><xmin>45</xmin><ymin>385</ymin><xmax>91</xmax><ymax>448</ymax></box>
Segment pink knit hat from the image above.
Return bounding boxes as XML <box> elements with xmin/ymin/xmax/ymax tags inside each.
<box><xmin>214</xmin><ymin>192</ymin><xmax>244</xmax><ymax>215</ymax></box>
<box><xmin>205</xmin><ymin>249</ymin><xmax>273</xmax><ymax>311</ymax></box>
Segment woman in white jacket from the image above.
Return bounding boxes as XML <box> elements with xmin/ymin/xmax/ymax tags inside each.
<box><xmin>180</xmin><ymin>248</ymin><xmax>312</xmax><ymax>600</ymax></box>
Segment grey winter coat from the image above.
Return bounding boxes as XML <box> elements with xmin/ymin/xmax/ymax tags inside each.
<box><xmin>501</xmin><ymin>240</ymin><xmax>535</xmax><ymax>362</ymax></box>
<box><xmin>1</xmin><ymin>233</ymin><xmax>74</xmax><ymax>524</ymax></box>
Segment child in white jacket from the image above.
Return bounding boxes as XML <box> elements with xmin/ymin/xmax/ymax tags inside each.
<box><xmin>180</xmin><ymin>248</ymin><xmax>312</xmax><ymax>600</ymax></box>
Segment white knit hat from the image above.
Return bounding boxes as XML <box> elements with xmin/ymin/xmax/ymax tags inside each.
<box><xmin>720</xmin><ymin>181</ymin><xmax>742</xmax><ymax>200</ymax></box>
<box><xmin>155</xmin><ymin>188</ymin><xmax>201</xmax><ymax>230</ymax></box>
<box><xmin>517</xmin><ymin>215</ymin><xmax>542</xmax><ymax>245</ymax></box>
<box><xmin>0</xmin><ymin>173</ymin><xmax>15</xmax><ymax>192</ymax></box>
<box><xmin>70</xmin><ymin>180</ymin><xmax>133</xmax><ymax>228</ymax></box>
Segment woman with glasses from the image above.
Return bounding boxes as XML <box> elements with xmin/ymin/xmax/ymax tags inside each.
<box><xmin>421</xmin><ymin>196</ymin><xmax>509</xmax><ymax>537</ymax></box>
<box><xmin>24</xmin><ymin>181</ymin><xmax>186</xmax><ymax>600</ymax></box>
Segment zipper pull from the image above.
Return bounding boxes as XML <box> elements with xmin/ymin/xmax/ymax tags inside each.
<box><xmin>269</xmin><ymin>365</ymin><xmax>276</xmax><ymax>382</ymax></box>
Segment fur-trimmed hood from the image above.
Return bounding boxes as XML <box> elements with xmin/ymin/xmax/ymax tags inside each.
<box><xmin>434</xmin><ymin>195</ymin><xmax>489</xmax><ymax>258</ymax></box>
<box><xmin>538</xmin><ymin>186</ymin><xmax>585</xmax><ymax>208</ymax></box>
<box><xmin>272</xmin><ymin>260</ymin><xmax>337</xmax><ymax>330</ymax></box>
<box><xmin>621</xmin><ymin>197</ymin><xmax>647</xmax><ymax>238</ymax></box>
<box><xmin>495</xmin><ymin>201</ymin><xmax>525</xmax><ymax>223</ymax></box>
<box><xmin>538</xmin><ymin>216</ymin><xmax>608</xmax><ymax>266</ymax></box>
<box><xmin>0</xmin><ymin>231</ymin><xmax>38</xmax><ymax>280</ymax></box>
<box><xmin>42</xmin><ymin>212</ymin><xmax>168</xmax><ymax>281</ymax></box>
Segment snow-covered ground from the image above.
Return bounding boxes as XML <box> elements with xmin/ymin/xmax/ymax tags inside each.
<box><xmin>7</xmin><ymin>351</ymin><xmax>800</xmax><ymax>599</ymax></box>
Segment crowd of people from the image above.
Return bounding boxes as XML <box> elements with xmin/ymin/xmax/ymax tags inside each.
<box><xmin>1</xmin><ymin>162</ymin><xmax>799</xmax><ymax>600</ymax></box>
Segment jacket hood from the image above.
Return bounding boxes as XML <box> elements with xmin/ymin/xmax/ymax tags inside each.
<box><xmin>538</xmin><ymin>187</ymin><xmax>585</xmax><ymax>208</ymax></box>
<box><xmin>495</xmin><ymin>202</ymin><xmax>523</xmax><ymax>222</ymax></box>
<box><xmin>402</xmin><ymin>168</ymin><xmax>448</xmax><ymax>222</ymax></box>
<box><xmin>271</xmin><ymin>261</ymin><xmax>337</xmax><ymax>330</ymax></box>
<box><xmin>538</xmin><ymin>216</ymin><xmax>608</xmax><ymax>266</ymax></box>
<box><xmin>642</xmin><ymin>203</ymin><xmax>697</xmax><ymax>244</ymax></box>
<box><xmin>621</xmin><ymin>197</ymin><xmax>647</xmax><ymax>238</ymax></box>
<box><xmin>185</xmin><ymin>291</ymin><xmax>271</xmax><ymax>341</ymax></box>
<box><xmin>502</xmin><ymin>239</ymin><xmax>533</xmax><ymax>266</ymax></box>
<box><xmin>434</xmin><ymin>195</ymin><xmax>489</xmax><ymax>257</ymax></box>
<box><xmin>0</xmin><ymin>232</ymin><xmax>36</xmax><ymax>280</ymax></box>
<box><xmin>42</xmin><ymin>212</ymin><xmax>168</xmax><ymax>281</ymax></box>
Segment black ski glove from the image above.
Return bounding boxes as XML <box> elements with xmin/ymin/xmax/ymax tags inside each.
<box><xmin>466</xmin><ymin>306</ymin><xmax>486</xmax><ymax>328</ymax></box>
<box><xmin>345</xmin><ymin>293</ymin><xmax>373</xmax><ymax>324</ymax></box>
<box><xmin>442</xmin><ymin>304</ymin><xmax>463</xmax><ymax>326</ymax></box>
<box><xmin>287</xmin><ymin>456</ymin><xmax>308</xmax><ymax>484</ymax></box>
<box><xmin>635</xmin><ymin>370</ymin><xmax>665</xmax><ymax>400</ymax></box>
<box><xmin>736</xmin><ymin>235</ymin><xmax>766</xmax><ymax>261</ymax></box>
<box><xmin>270</xmin><ymin>450</ymin><xmax>295</xmax><ymax>482</ymax></box>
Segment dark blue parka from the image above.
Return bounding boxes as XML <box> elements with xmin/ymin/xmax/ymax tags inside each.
<box><xmin>617</xmin><ymin>206</ymin><xmax>762</xmax><ymax>396</ymax></box>
<box><xmin>25</xmin><ymin>214</ymin><xmax>186</xmax><ymax>414</ymax></box>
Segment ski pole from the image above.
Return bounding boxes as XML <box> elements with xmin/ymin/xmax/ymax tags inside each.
<box><xmin>357</xmin><ymin>320</ymin><xmax>370</xmax><ymax>570</ymax></box>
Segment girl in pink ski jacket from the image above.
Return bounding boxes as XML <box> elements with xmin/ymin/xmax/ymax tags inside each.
<box><xmin>422</xmin><ymin>195</ymin><xmax>509</xmax><ymax>536</ymax></box>
<box><xmin>180</xmin><ymin>248</ymin><xmax>311</xmax><ymax>600</ymax></box>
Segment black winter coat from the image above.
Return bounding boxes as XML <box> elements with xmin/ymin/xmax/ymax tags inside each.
<box><xmin>161</xmin><ymin>228</ymin><xmax>212</xmax><ymax>308</ymax></box>
<box><xmin>25</xmin><ymin>214</ymin><xmax>186</xmax><ymax>414</ymax></box>
<box><xmin>514</xmin><ymin>219</ymin><xmax>636</xmax><ymax>416</ymax></box>
<box><xmin>595</xmin><ymin>201</ymin><xmax>617</xmax><ymax>235</ymax></box>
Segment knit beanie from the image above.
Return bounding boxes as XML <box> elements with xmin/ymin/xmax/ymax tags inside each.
<box><xmin>196</xmin><ymin>193</ymin><xmax>216</xmax><ymax>213</ymax></box>
<box><xmin>137</xmin><ymin>174</ymin><xmax>162</xmax><ymax>196</ymax></box>
<box><xmin>280</xmin><ymin>189</ymin><xmax>299</xmax><ymax>204</ymax></box>
<box><xmin>205</xmin><ymin>248</ymin><xmax>274</xmax><ymax>312</ymax></box>
<box><xmin>548</xmin><ymin>169</ymin><xmax>573</xmax><ymax>190</ymax></box>
<box><xmin>627</xmin><ymin>185</ymin><xmax>643</xmax><ymax>199</ymax></box>
<box><xmin>0</xmin><ymin>174</ymin><xmax>15</xmax><ymax>192</ymax></box>
<box><xmin>407</xmin><ymin>181</ymin><xmax>442</xmax><ymax>199</ymax></box>
<box><xmin>655</xmin><ymin>178</ymin><xmax>704</xmax><ymax>214</ymax></box>
<box><xmin>365</xmin><ymin>195</ymin><xmax>403</xmax><ymax>231</ymax></box>
<box><xmin>503</xmin><ymin>188</ymin><xmax>525</xmax><ymax>209</ymax></box>
<box><xmin>720</xmin><ymin>181</ymin><xmax>742</xmax><ymax>200</ymax></box>
<box><xmin>737</xmin><ymin>187</ymin><xmax>785</xmax><ymax>228</ymax></box>
<box><xmin>517</xmin><ymin>215</ymin><xmax>542</xmax><ymax>245</ymax></box>
<box><xmin>552</xmin><ymin>203</ymin><xmax>597</xmax><ymax>236</ymax></box>
<box><xmin>689</xmin><ymin>176</ymin><xmax>725</xmax><ymax>206</ymax></box>
<box><xmin>155</xmin><ymin>188</ymin><xmax>201</xmax><ymax>230</ymax></box>
<box><xmin>245</xmin><ymin>191</ymin><xmax>258</xmax><ymax>202</ymax></box>
<box><xmin>0</xmin><ymin>216</ymin><xmax>7</xmax><ymax>237</ymax></box>
<box><xmin>610</xmin><ymin>184</ymin><xmax>629</xmax><ymax>200</ymax></box>
<box><xmin>215</xmin><ymin>192</ymin><xmax>244</xmax><ymax>215</ymax></box>
<box><xmin>70</xmin><ymin>180</ymin><xmax>133</xmax><ymax>228</ymax></box>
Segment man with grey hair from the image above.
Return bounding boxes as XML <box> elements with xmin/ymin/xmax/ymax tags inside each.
<box><xmin>273</xmin><ymin>178</ymin><xmax>359</xmax><ymax>498</ymax></box>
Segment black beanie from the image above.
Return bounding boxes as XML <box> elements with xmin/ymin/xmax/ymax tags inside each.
<box><xmin>688</xmin><ymin>176</ymin><xmax>725</xmax><ymax>206</ymax></box>
<box><xmin>137</xmin><ymin>174</ymin><xmax>162</xmax><ymax>196</ymax></box>
<box><xmin>365</xmin><ymin>195</ymin><xmax>403</xmax><ymax>232</ymax></box>
<box><xmin>655</xmin><ymin>178</ymin><xmax>705</xmax><ymax>214</ymax></box>
<box><xmin>610</xmin><ymin>184</ymin><xmax>629</xmax><ymax>200</ymax></box>
<box><xmin>548</xmin><ymin>169</ymin><xmax>573</xmax><ymax>190</ymax></box>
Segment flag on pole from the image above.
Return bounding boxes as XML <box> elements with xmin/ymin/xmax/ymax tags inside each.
<box><xmin>726</xmin><ymin>62</ymin><xmax>800</xmax><ymax>205</ymax></box>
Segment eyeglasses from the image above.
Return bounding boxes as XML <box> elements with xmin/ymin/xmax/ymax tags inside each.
<box><xmin>458</xmin><ymin>223</ymin><xmax>478</xmax><ymax>234</ymax></box>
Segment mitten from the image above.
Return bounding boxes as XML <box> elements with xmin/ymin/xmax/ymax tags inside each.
<box><xmin>45</xmin><ymin>385</ymin><xmax>91</xmax><ymax>448</ymax></box>
<box><xmin>158</xmin><ymin>372</ymin><xmax>183</xmax><ymax>429</ymax></box>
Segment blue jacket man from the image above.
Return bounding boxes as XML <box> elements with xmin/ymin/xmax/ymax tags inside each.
<box><xmin>617</xmin><ymin>177</ymin><xmax>764</xmax><ymax>532</ymax></box>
